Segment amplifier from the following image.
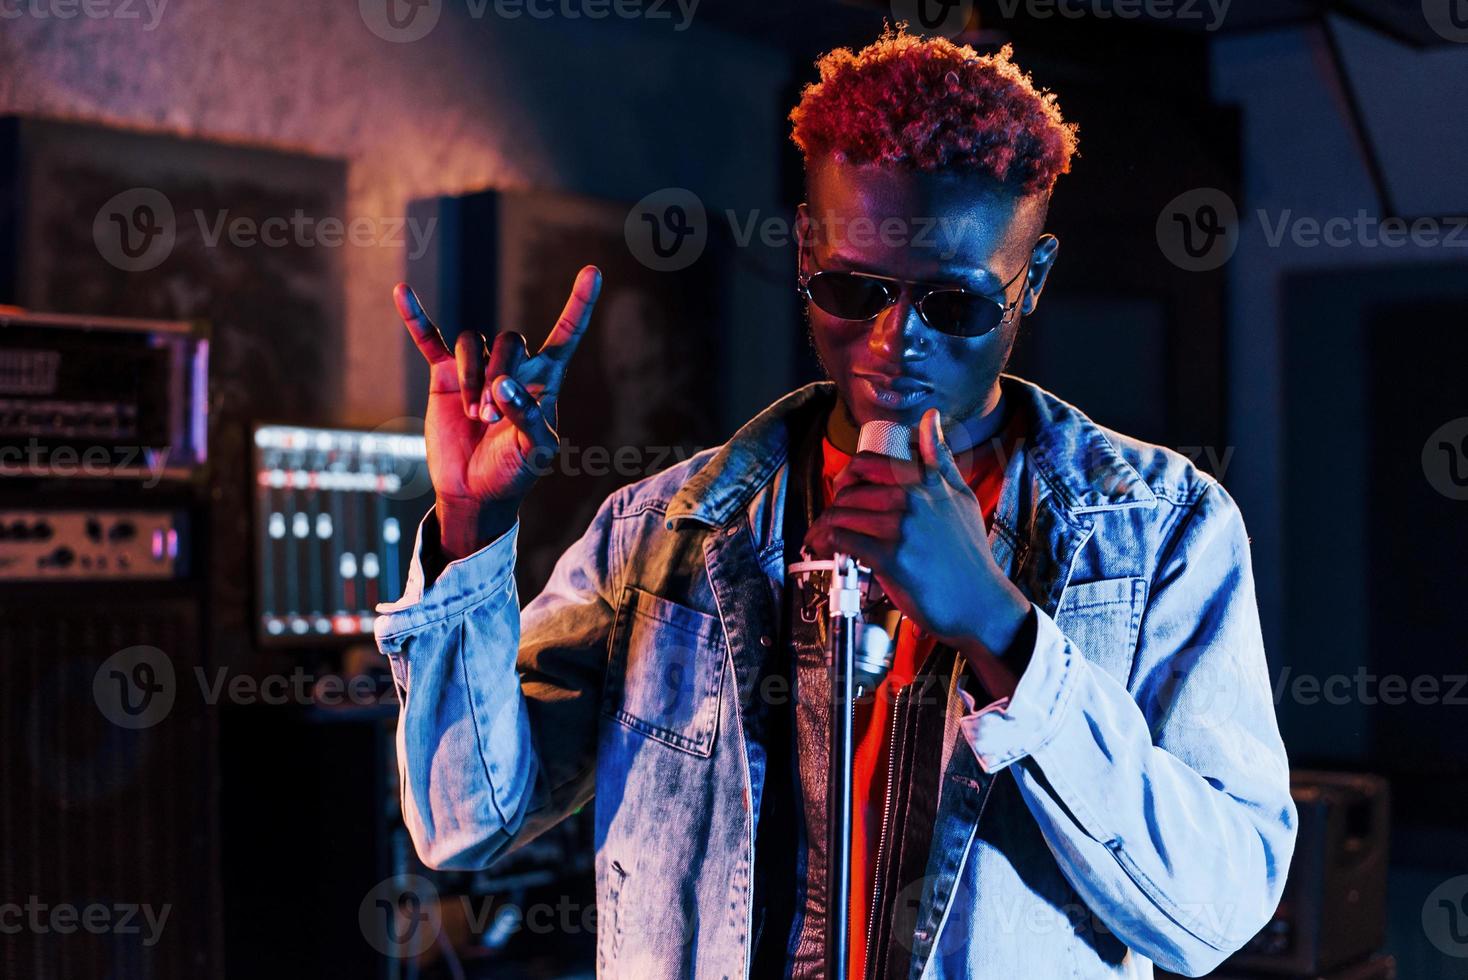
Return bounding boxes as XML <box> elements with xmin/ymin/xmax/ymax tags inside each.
<box><xmin>0</xmin><ymin>308</ymin><xmax>207</xmax><ymax>481</ymax></box>
<box><xmin>0</xmin><ymin>591</ymin><xmax>217</xmax><ymax>980</ymax></box>
<box><xmin>0</xmin><ymin>507</ymin><xmax>189</xmax><ymax>580</ymax></box>
<box><xmin>1225</xmin><ymin>770</ymin><xmax>1391</xmax><ymax>976</ymax></box>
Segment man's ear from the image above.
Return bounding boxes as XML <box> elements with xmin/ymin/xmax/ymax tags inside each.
<box><xmin>795</xmin><ymin>202</ymin><xmax>813</xmax><ymax>276</ymax></box>
<box><xmin>1020</xmin><ymin>234</ymin><xmax>1060</xmax><ymax>315</ymax></box>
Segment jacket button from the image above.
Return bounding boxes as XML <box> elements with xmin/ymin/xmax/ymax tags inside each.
<box><xmin>758</xmin><ymin>635</ymin><xmax>772</xmax><ymax>648</ymax></box>
<box><xmin>724</xmin><ymin>524</ymin><xmax>739</xmax><ymax>537</ymax></box>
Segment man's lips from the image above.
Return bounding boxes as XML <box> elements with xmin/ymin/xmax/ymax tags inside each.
<box><xmin>854</xmin><ymin>371</ymin><xmax>934</xmax><ymax>394</ymax></box>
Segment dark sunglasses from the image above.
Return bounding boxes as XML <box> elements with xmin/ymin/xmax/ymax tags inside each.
<box><xmin>797</xmin><ymin>256</ymin><xmax>1031</xmax><ymax>338</ymax></box>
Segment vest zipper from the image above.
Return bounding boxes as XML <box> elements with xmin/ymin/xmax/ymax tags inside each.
<box><xmin>864</xmin><ymin>683</ymin><xmax>905</xmax><ymax>980</ymax></box>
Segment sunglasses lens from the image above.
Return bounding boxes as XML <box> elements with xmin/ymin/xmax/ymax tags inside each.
<box><xmin>918</xmin><ymin>290</ymin><xmax>1004</xmax><ymax>337</ymax></box>
<box><xmin>805</xmin><ymin>273</ymin><xmax>891</xmax><ymax>321</ymax></box>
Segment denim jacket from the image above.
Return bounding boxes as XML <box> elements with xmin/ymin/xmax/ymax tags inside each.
<box><xmin>374</xmin><ymin>375</ymin><xmax>1297</xmax><ymax>979</ymax></box>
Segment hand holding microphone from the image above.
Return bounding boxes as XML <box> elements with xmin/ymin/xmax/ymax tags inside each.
<box><xmin>802</xmin><ymin>407</ymin><xmax>1033</xmax><ymax>670</ymax></box>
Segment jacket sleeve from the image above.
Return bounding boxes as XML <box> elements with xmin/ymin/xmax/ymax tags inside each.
<box><xmin>373</xmin><ymin>490</ymin><xmax>621</xmax><ymax>871</ymax></box>
<box><xmin>959</xmin><ymin>482</ymin><xmax>1298</xmax><ymax>977</ymax></box>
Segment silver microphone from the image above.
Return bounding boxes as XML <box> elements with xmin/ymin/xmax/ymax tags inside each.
<box><xmin>850</xmin><ymin>420</ymin><xmax>915</xmax><ymax>693</ymax></box>
<box><xmin>856</xmin><ymin>419</ymin><xmax>916</xmax><ymax>461</ymax></box>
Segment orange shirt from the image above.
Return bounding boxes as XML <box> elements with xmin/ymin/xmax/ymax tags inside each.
<box><xmin>819</xmin><ymin>422</ymin><xmax>1016</xmax><ymax>980</ymax></box>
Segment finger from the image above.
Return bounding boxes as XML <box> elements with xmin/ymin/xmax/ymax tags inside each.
<box><xmin>481</xmin><ymin>331</ymin><xmax>529</xmax><ymax>423</ymax></box>
<box><xmin>828</xmin><ymin>482</ymin><xmax>906</xmax><ymax>513</ymax></box>
<box><xmin>455</xmin><ymin>331</ymin><xmax>488</xmax><ymax>419</ymax></box>
<box><xmin>489</xmin><ymin>374</ymin><xmax>556</xmax><ymax>453</ymax></box>
<box><xmin>394</xmin><ymin>283</ymin><xmax>452</xmax><ymax>365</ymax></box>
<box><xmin>538</xmin><ymin>265</ymin><xmax>603</xmax><ymax>388</ymax></box>
<box><xmin>919</xmin><ymin>408</ymin><xmax>966</xmax><ymax>488</ymax></box>
<box><xmin>812</xmin><ymin>506</ymin><xmax>902</xmax><ymax>540</ymax></box>
<box><xmin>803</xmin><ymin>523</ymin><xmax>887</xmax><ymax>570</ymax></box>
<box><xmin>831</xmin><ymin>453</ymin><xmax>923</xmax><ymax>497</ymax></box>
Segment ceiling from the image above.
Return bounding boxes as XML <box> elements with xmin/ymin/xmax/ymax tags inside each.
<box><xmin>694</xmin><ymin>0</ymin><xmax>1459</xmax><ymax>50</ymax></box>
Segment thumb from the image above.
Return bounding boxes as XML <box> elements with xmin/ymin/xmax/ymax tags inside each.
<box><xmin>919</xmin><ymin>408</ymin><xmax>965</xmax><ymax>489</ymax></box>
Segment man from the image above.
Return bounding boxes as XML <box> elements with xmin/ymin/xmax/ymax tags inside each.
<box><xmin>375</xmin><ymin>25</ymin><xmax>1296</xmax><ymax>979</ymax></box>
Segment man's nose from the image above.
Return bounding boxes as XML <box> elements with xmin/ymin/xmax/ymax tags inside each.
<box><xmin>867</xmin><ymin>293</ymin><xmax>929</xmax><ymax>361</ymax></box>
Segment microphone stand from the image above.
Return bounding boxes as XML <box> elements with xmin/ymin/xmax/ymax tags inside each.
<box><xmin>803</xmin><ymin>418</ymin><xmax>911</xmax><ymax>980</ymax></box>
<box><xmin>825</xmin><ymin>553</ymin><xmax>862</xmax><ymax>980</ymax></box>
<box><xmin>783</xmin><ymin>550</ymin><xmax>893</xmax><ymax>980</ymax></box>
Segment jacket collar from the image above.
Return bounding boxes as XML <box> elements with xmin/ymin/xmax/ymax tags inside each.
<box><xmin>664</xmin><ymin>374</ymin><xmax>1153</xmax><ymax>530</ymax></box>
<box><xmin>1000</xmin><ymin>373</ymin><xmax>1156</xmax><ymax>514</ymax></box>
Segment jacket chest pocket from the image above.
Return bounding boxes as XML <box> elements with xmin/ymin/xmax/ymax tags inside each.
<box><xmin>1055</xmin><ymin>576</ymin><xmax>1147</xmax><ymax>688</ymax></box>
<box><xmin>603</xmin><ymin>586</ymin><xmax>725</xmax><ymax>758</ymax></box>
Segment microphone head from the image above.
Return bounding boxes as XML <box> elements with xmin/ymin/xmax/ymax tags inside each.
<box><xmin>855</xmin><ymin>623</ymin><xmax>894</xmax><ymax>694</ymax></box>
<box><xmin>856</xmin><ymin>420</ymin><xmax>917</xmax><ymax>461</ymax></box>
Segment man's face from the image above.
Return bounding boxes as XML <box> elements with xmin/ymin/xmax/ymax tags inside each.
<box><xmin>801</xmin><ymin>158</ymin><xmax>1055</xmax><ymax>438</ymax></box>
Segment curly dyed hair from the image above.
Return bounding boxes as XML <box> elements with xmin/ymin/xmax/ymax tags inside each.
<box><xmin>789</xmin><ymin>25</ymin><xmax>1079</xmax><ymax>197</ymax></box>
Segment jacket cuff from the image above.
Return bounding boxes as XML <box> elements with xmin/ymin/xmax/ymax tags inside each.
<box><xmin>373</xmin><ymin>506</ymin><xmax>520</xmax><ymax>637</ymax></box>
<box><xmin>959</xmin><ymin>603</ymin><xmax>1079</xmax><ymax>774</ymax></box>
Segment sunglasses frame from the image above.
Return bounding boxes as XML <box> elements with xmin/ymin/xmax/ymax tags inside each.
<box><xmin>796</xmin><ymin>251</ymin><xmax>1033</xmax><ymax>338</ymax></box>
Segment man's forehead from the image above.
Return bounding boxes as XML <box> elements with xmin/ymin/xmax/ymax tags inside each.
<box><xmin>805</xmin><ymin>159</ymin><xmax>1044</xmax><ymax>278</ymax></box>
<box><xmin>808</xmin><ymin>159</ymin><xmax>1034</xmax><ymax>220</ymax></box>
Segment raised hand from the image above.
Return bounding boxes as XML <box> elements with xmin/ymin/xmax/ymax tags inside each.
<box><xmin>393</xmin><ymin>265</ymin><xmax>602</xmax><ymax>557</ymax></box>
